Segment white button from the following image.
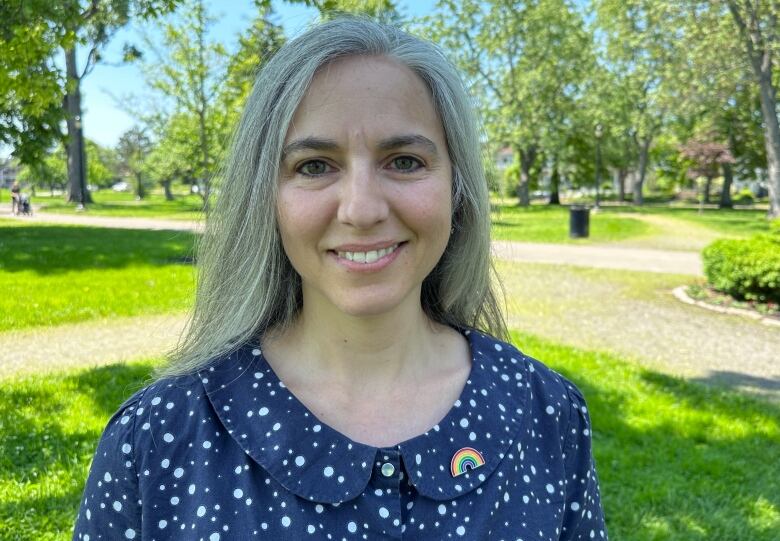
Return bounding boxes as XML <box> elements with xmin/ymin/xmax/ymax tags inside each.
<box><xmin>380</xmin><ymin>463</ymin><xmax>395</xmax><ymax>477</ymax></box>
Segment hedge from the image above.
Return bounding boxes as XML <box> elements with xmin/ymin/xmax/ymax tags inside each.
<box><xmin>702</xmin><ymin>229</ymin><xmax>780</xmax><ymax>303</ymax></box>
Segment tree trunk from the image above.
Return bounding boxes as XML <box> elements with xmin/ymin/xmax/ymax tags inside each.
<box><xmin>704</xmin><ymin>175</ymin><xmax>712</xmax><ymax>204</ymax></box>
<box><xmin>756</xmin><ymin>72</ymin><xmax>780</xmax><ymax>217</ymax></box>
<box><xmin>728</xmin><ymin>1</ymin><xmax>780</xmax><ymax>218</ymax></box>
<box><xmin>517</xmin><ymin>145</ymin><xmax>536</xmax><ymax>207</ymax></box>
<box><xmin>618</xmin><ymin>168</ymin><xmax>627</xmax><ymax>202</ymax></box>
<box><xmin>161</xmin><ymin>179</ymin><xmax>174</xmax><ymax>201</ymax></box>
<box><xmin>633</xmin><ymin>136</ymin><xmax>652</xmax><ymax>205</ymax></box>
<box><xmin>548</xmin><ymin>158</ymin><xmax>560</xmax><ymax>205</ymax></box>
<box><xmin>720</xmin><ymin>162</ymin><xmax>734</xmax><ymax>208</ymax></box>
<box><xmin>135</xmin><ymin>173</ymin><xmax>145</xmax><ymax>199</ymax></box>
<box><xmin>64</xmin><ymin>47</ymin><xmax>92</xmax><ymax>205</ymax></box>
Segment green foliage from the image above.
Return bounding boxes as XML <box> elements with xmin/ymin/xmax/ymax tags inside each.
<box><xmin>426</xmin><ymin>0</ymin><xmax>595</xmax><ymax>205</ymax></box>
<box><xmin>702</xmin><ymin>234</ymin><xmax>780</xmax><ymax>303</ymax></box>
<box><xmin>734</xmin><ymin>188</ymin><xmax>755</xmax><ymax>206</ymax></box>
<box><xmin>0</xmin><ymin>221</ymin><xmax>195</xmax><ymax>331</ymax></box>
<box><xmin>0</xmin><ymin>1</ymin><xmax>179</xmax><ymax>165</ymax></box>
<box><xmin>116</xmin><ymin>127</ymin><xmax>152</xmax><ymax>197</ymax></box>
<box><xmin>502</xmin><ymin>160</ymin><xmax>520</xmax><ymax>198</ymax></box>
<box><xmin>85</xmin><ymin>139</ymin><xmax>118</xmax><ymax>188</ymax></box>
<box><xmin>17</xmin><ymin>146</ymin><xmax>67</xmax><ymax>189</ymax></box>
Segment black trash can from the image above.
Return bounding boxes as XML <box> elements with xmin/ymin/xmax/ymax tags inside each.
<box><xmin>569</xmin><ymin>205</ymin><xmax>590</xmax><ymax>238</ymax></box>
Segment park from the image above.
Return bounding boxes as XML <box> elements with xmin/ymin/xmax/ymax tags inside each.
<box><xmin>1</xmin><ymin>1</ymin><xmax>780</xmax><ymax>540</ymax></box>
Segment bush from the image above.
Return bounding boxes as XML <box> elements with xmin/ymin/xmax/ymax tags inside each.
<box><xmin>702</xmin><ymin>232</ymin><xmax>780</xmax><ymax>303</ymax></box>
<box><xmin>734</xmin><ymin>188</ymin><xmax>754</xmax><ymax>206</ymax></box>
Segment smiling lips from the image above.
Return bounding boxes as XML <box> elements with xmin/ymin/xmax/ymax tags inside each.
<box><xmin>336</xmin><ymin>243</ymin><xmax>400</xmax><ymax>263</ymax></box>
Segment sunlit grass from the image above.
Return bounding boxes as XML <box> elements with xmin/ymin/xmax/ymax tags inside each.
<box><xmin>490</xmin><ymin>203</ymin><xmax>655</xmax><ymax>243</ymax></box>
<box><xmin>0</xmin><ymin>220</ymin><xmax>195</xmax><ymax>331</ymax></box>
<box><xmin>35</xmin><ymin>190</ymin><xmax>204</xmax><ymax>221</ymax></box>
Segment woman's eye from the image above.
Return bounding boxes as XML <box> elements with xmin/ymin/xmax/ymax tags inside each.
<box><xmin>390</xmin><ymin>156</ymin><xmax>423</xmax><ymax>172</ymax></box>
<box><xmin>297</xmin><ymin>160</ymin><xmax>330</xmax><ymax>176</ymax></box>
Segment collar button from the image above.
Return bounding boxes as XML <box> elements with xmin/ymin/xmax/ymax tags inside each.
<box><xmin>380</xmin><ymin>462</ymin><xmax>395</xmax><ymax>477</ymax></box>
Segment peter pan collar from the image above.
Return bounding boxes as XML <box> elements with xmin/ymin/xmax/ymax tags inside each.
<box><xmin>201</xmin><ymin>328</ymin><xmax>529</xmax><ymax>504</ymax></box>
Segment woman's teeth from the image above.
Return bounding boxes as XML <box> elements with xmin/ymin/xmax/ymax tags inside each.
<box><xmin>337</xmin><ymin>244</ymin><xmax>399</xmax><ymax>263</ymax></box>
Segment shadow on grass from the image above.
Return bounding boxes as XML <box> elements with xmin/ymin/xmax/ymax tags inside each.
<box><xmin>688</xmin><ymin>370</ymin><xmax>780</xmax><ymax>397</ymax></box>
<box><xmin>0</xmin><ymin>362</ymin><xmax>154</xmax><ymax>539</ymax></box>
<box><xmin>532</xmin><ymin>346</ymin><xmax>780</xmax><ymax>540</ymax></box>
<box><xmin>0</xmin><ymin>225</ymin><xmax>195</xmax><ymax>274</ymax></box>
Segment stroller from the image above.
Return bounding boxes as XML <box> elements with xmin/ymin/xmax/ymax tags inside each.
<box><xmin>17</xmin><ymin>193</ymin><xmax>32</xmax><ymax>216</ymax></box>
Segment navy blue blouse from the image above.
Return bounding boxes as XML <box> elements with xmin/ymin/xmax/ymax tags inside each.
<box><xmin>73</xmin><ymin>329</ymin><xmax>607</xmax><ymax>540</ymax></box>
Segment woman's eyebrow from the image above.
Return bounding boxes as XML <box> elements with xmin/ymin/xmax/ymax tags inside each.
<box><xmin>281</xmin><ymin>134</ymin><xmax>439</xmax><ymax>160</ymax></box>
<box><xmin>282</xmin><ymin>137</ymin><xmax>339</xmax><ymax>160</ymax></box>
<box><xmin>376</xmin><ymin>134</ymin><xmax>439</xmax><ymax>155</ymax></box>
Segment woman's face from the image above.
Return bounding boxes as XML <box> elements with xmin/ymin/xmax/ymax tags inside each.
<box><xmin>277</xmin><ymin>55</ymin><xmax>453</xmax><ymax>318</ymax></box>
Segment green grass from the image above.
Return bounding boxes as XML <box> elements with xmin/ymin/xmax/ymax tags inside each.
<box><xmin>0</xmin><ymin>360</ymin><xmax>156</xmax><ymax>540</ymax></box>
<box><xmin>620</xmin><ymin>206</ymin><xmax>772</xmax><ymax>238</ymax></box>
<box><xmin>490</xmin><ymin>203</ymin><xmax>656</xmax><ymax>243</ymax></box>
<box><xmin>515</xmin><ymin>331</ymin><xmax>780</xmax><ymax>541</ymax></box>
<box><xmin>1</xmin><ymin>335</ymin><xmax>778</xmax><ymax>540</ymax></box>
<box><xmin>0</xmin><ymin>220</ymin><xmax>195</xmax><ymax>331</ymax></box>
<box><xmin>34</xmin><ymin>190</ymin><xmax>205</xmax><ymax>220</ymax></box>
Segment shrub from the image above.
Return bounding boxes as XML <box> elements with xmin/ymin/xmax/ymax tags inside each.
<box><xmin>702</xmin><ymin>232</ymin><xmax>780</xmax><ymax>303</ymax></box>
<box><xmin>734</xmin><ymin>188</ymin><xmax>754</xmax><ymax>206</ymax></box>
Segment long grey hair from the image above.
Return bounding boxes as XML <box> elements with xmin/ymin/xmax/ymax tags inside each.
<box><xmin>158</xmin><ymin>16</ymin><xmax>507</xmax><ymax>378</ymax></box>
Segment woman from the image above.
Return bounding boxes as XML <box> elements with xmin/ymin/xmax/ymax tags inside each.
<box><xmin>74</xmin><ymin>17</ymin><xmax>607</xmax><ymax>540</ymax></box>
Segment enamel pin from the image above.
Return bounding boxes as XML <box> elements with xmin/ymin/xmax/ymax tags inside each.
<box><xmin>450</xmin><ymin>447</ymin><xmax>485</xmax><ymax>477</ymax></box>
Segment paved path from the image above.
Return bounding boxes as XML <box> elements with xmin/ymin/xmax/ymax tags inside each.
<box><xmin>492</xmin><ymin>240</ymin><xmax>702</xmax><ymax>276</ymax></box>
<box><xmin>1</xmin><ymin>207</ymin><xmax>200</xmax><ymax>232</ymax></box>
<box><xmin>0</xmin><ymin>313</ymin><xmax>186</xmax><ymax>379</ymax></box>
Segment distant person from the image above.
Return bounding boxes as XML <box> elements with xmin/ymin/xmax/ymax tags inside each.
<box><xmin>73</xmin><ymin>17</ymin><xmax>607</xmax><ymax>540</ymax></box>
<box><xmin>10</xmin><ymin>181</ymin><xmax>20</xmax><ymax>215</ymax></box>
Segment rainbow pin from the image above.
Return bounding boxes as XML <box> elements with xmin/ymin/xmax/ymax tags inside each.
<box><xmin>450</xmin><ymin>447</ymin><xmax>485</xmax><ymax>477</ymax></box>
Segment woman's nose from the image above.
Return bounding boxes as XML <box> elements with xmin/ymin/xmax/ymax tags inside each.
<box><xmin>336</xmin><ymin>164</ymin><xmax>389</xmax><ymax>228</ymax></box>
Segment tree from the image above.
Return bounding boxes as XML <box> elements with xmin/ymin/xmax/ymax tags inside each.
<box><xmin>137</xmin><ymin>0</ymin><xmax>229</xmax><ymax>211</ymax></box>
<box><xmin>17</xmin><ymin>146</ymin><xmax>68</xmax><ymax>193</ymax></box>
<box><xmin>116</xmin><ymin>127</ymin><xmax>152</xmax><ymax>199</ymax></box>
<box><xmin>724</xmin><ymin>1</ymin><xmax>780</xmax><ymax>217</ymax></box>
<box><xmin>428</xmin><ymin>0</ymin><xmax>594</xmax><ymax>206</ymax></box>
<box><xmin>679</xmin><ymin>137</ymin><xmax>736</xmax><ymax>206</ymax></box>
<box><xmin>305</xmin><ymin>0</ymin><xmax>401</xmax><ymax>22</ymax></box>
<box><xmin>0</xmin><ymin>2</ymin><xmax>68</xmax><ymax>166</ymax></box>
<box><xmin>594</xmin><ymin>0</ymin><xmax>689</xmax><ymax>205</ymax></box>
<box><xmin>1</xmin><ymin>1</ymin><xmax>178</xmax><ymax>207</ymax></box>
<box><xmin>219</xmin><ymin>2</ymin><xmax>285</xmax><ymax>134</ymax></box>
<box><xmin>86</xmin><ymin>139</ymin><xmax>118</xmax><ymax>189</ymax></box>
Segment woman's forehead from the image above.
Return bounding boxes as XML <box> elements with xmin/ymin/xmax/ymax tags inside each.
<box><xmin>285</xmin><ymin>56</ymin><xmax>445</xmax><ymax>147</ymax></box>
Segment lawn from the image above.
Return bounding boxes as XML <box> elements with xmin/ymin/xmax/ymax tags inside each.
<box><xmin>489</xmin><ymin>202</ymin><xmax>773</xmax><ymax>248</ymax></box>
<box><xmin>490</xmin><ymin>203</ymin><xmax>656</xmax><ymax>243</ymax></box>
<box><xmin>0</xmin><ymin>334</ymin><xmax>777</xmax><ymax>540</ymax></box>
<box><xmin>621</xmin><ymin>205</ymin><xmax>773</xmax><ymax>238</ymax></box>
<box><xmin>33</xmin><ymin>190</ymin><xmax>205</xmax><ymax>221</ymax></box>
<box><xmin>0</xmin><ymin>220</ymin><xmax>195</xmax><ymax>331</ymax></box>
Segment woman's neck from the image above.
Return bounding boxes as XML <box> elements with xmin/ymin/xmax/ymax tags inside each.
<box><xmin>264</xmin><ymin>292</ymin><xmax>454</xmax><ymax>394</ymax></box>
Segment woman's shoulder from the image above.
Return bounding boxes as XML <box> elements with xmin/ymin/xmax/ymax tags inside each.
<box><xmin>468</xmin><ymin>328</ymin><xmax>590</xmax><ymax>414</ymax></box>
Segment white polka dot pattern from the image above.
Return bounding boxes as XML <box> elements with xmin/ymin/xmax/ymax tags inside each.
<box><xmin>72</xmin><ymin>329</ymin><xmax>607</xmax><ymax>540</ymax></box>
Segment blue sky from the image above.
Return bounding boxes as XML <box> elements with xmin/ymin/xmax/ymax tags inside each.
<box><xmin>77</xmin><ymin>0</ymin><xmax>438</xmax><ymax>150</ymax></box>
